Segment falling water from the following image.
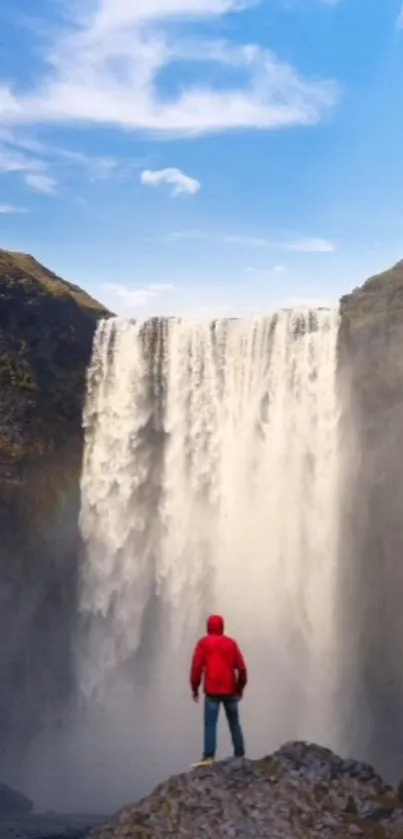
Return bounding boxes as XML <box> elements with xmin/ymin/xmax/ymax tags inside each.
<box><xmin>76</xmin><ymin>311</ymin><xmax>341</xmax><ymax>809</ymax></box>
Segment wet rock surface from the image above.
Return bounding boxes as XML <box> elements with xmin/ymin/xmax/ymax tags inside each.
<box><xmin>92</xmin><ymin>742</ymin><xmax>403</xmax><ymax>839</ymax></box>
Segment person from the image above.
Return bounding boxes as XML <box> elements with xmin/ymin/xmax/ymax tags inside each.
<box><xmin>190</xmin><ymin>614</ymin><xmax>247</xmax><ymax>767</ymax></box>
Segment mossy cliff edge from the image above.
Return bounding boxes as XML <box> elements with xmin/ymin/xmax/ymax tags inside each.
<box><xmin>0</xmin><ymin>249</ymin><xmax>111</xmax><ymax>753</ymax></box>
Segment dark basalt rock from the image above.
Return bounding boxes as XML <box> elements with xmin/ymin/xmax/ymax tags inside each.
<box><xmin>91</xmin><ymin>741</ymin><xmax>403</xmax><ymax>839</ymax></box>
<box><xmin>338</xmin><ymin>258</ymin><xmax>403</xmax><ymax>783</ymax></box>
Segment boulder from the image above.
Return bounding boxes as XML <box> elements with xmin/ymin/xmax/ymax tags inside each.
<box><xmin>92</xmin><ymin>741</ymin><xmax>403</xmax><ymax>838</ymax></box>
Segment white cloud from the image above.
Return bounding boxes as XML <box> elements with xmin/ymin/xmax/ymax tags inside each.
<box><xmin>149</xmin><ymin>282</ymin><xmax>175</xmax><ymax>291</ymax></box>
<box><xmin>273</xmin><ymin>264</ymin><xmax>285</xmax><ymax>272</ymax></box>
<box><xmin>163</xmin><ymin>229</ymin><xmax>336</xmax><ymax>253</ymax></box>
<box><xmin>141</xmin><ymin>168</ymin><xmax>201</xmax><ymax>196</ymax></box>
<box><xmin>25</xmin><ymin>173</ymin><xmax>57</xmax><ymax>194</ymax></box>
<box><xmin>102</xmin><ymin>281</ymin><xmax>175</xmax><ymax>310</ymax></box>
<box><xmin>0</xmin><ymin>147</ymin><xmax>41</xmax><ymax>175</ymax></box>
<box><xmin>0</xmin><ymin>128</ymin><xmax>141</xmax><ymax>195</ymax></box>
<box><xmin>0</xmin><ymin>135</ymin><xmax>57</xmax><ymax>194</ymax></box>
<box><xmin>0</xmin><ymin>204</ymin><xmax>28</xmax><ymax>214</ymax></box>
<box><xmin>0</xmin><ymin>0</ymin><xmax>339</xmax><ymax>137</ymax></box>
<box><xmin>92</xmin><ymin>0</ymin><xmax>258</xmax><ymax>30</ymax></box>
<box><xmin>56</xmin><ymin>149</ymin><xmax>119</xmax><ymax>180</ymax></box>
<box><xmin>286</xmin><ymin>237</ymin><xmax>336</xmax><ymax>253</ymax></box>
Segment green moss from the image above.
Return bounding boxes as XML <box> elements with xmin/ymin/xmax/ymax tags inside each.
<box><xmin>0</xmin><ymin>352</ymin><xmax>38</xmax><ymax>390</ymax></box>
<box><xmin>254</xmin><ymin>759</ymin><xmax>284</xmax><ymax>780</ymax></box>
<box><xmin>0</xmin><ymin>438</ymin><xmax>27</xmax><ymax>459</ymax></box>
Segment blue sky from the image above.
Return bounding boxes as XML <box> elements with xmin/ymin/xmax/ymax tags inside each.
<box><xmin>1</xmin><ymin>0</ymin><xmax>403</xmax><ymax>316</ymax></box>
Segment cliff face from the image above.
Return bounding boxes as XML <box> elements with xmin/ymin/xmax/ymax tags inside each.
<box><xmin>339</xmin><ymin>259</ymin><xmax>403</xmax><ymax>417</ymax></box>
<box><xmin>0</xmin><ymin>248</ymin><xmax>109</xmax><ymax>465</ymax></box>
<box><xmin>0</xmin><ymin>249</ymin><xmax>110</xmax><ymax>758</ymax></box>
<box><xmin>338</xmin><ymin>259</ymin><xmax>403</xmax><ymax>782</ymax></box>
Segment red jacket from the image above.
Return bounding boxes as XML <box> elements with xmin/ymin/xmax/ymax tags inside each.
<box><xmin>190</xmin><ymin>615</ymin><xmax>248</xmax><ymax>698</ymax></box>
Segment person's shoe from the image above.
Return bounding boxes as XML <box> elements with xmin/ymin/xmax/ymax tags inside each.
<box><xmin>191</xmin><ymin>758</ymin><xmax>214</xmax><ymax>769</ymax></box>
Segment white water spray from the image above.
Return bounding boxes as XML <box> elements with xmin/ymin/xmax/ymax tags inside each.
<box><xmin>77</xmin><ymin>311</ymin><xmax>341</xmax><ymax>807</ymax></box>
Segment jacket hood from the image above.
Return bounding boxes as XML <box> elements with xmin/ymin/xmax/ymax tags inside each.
<box><xmin>207</xmin><ymin>614</ymin><xmax>224</xmax><ymax>635</ymax></box>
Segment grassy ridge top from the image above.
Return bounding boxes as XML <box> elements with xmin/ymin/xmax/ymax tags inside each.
<box><xmin>0</xmin><ymin>249</ymin><xmax>110</xmax><ymax>316</ymax></box>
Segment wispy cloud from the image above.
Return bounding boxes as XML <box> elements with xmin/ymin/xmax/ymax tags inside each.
<box><xmin>25</xmin><ymin>173</ymin><xmax>57</xmax><ymax>194</ymax></box>
<box><xmin>141</xmin><ymin>168</ymin><xmax>201</xmax><ymax>196</ymax></box>
<box><xmin>0</xmin><ymin>128</ymin><xmax>131</xmax><ymax>194</ymax></box>
<box><xmin>397</xmin><ymin>5</ymin><xmax>403</xmax><ymax>28</ymax></box>
<box><xmin>149</xmin><ymin>282</ymin><xmax>175</xmax><ymax>291</ymax></box>
<box><xmin>102</xmin><ymin>281</ymin><xmax>175</xmax><ymax>309</ymax></box>
<box><xmin>164</xmin><ymin>229</ymin><xmax>336</xmax><ymax>252</ymax></box>
<box><xmin>164</xmin><ymin>230</ymin><xmax>271</xmax><ymax>246</ymax></box>
<box><xmin>0</xmin><ymin>146</ymin><xmax>42</xmax><ymax>175</ymax></box>
<box><xmin>0</xmin><ymin>0</ymin><xmax>339</xmax><ymax>138</ymax></box>
<box><xmin>223</xmin><ymin>234</ymin><xmax>269</xmax><ymax>247</ymax></box>
<box><xmin>0</xmin><ymin>140</ymin><xmax>58</xmax><ymax>195</ymax></box>
<box><xmin>0</xmin><ymin>130</ymin><xmax>54</xmax><ymax>193</ymax></box>
<box><xmin>0</xmin><ymin>204</ymin><xmax>28</xmax><ymax>214</ymax></box>
<box><xmin>56</xmin><ymin>149</ymin><xmax>119</xmax><ymax>181</ymax></box>
<box><xmin>286</xmin><ymin>237</ymin><xmax>336</xmax><ymax>253</ymax></box>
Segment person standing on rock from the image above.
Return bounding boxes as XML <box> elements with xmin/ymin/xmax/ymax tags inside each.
<box><xmin>190</xmin><ymin>614</ymin><xmax>247</xmax><ymax>768</ymax></box>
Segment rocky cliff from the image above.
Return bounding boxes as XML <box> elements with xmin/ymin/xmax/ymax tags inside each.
<box><xmin>0</xmin><ymin>249</ymin><xmax>110</xmax><ymax>760</ymax></box>
<box><xmin>338</xmin><ymin>259</ymin><xmax>403</xmax><ymax>782</ymax></box>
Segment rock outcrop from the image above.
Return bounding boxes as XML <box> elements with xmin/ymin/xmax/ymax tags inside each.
<box><xmin>92</xmin><ymin>742</ymin><xmax>403</xmax><ymax>839</ymax></box>
<box><xmin>0</xmin><ymin>780</ymin><xmax>33</xmax><ymax>815</ymax></box>
<box><xmin>0</xmin><ymin>249</ymin><xmax>110</xmax><ymax>760</ymax></box>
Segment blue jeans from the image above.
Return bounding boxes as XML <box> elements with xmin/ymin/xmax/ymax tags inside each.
<box><xmin>203</xmin><ymin>696</ymin><xmax>245</xmax><ymax>760</ymax></box>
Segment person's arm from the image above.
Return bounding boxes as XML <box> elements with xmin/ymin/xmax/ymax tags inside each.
<box><xmin>190</xmin><ymin>639</ymin><xmax>205</xmax><ymax>701</ymax></box>
<box><xmin>234</xmin><ymin>642</ymin><xmax>248</xmax><ymax>697</ymax></box>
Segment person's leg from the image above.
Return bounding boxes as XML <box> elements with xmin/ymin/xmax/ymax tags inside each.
<box><xmin>203</xmin><ymin>697</ymin><xmax>220</xmax><ymax>759</ymax></box>
<box><xmin>223</xmin><ymin>697</ymin><xmax>245</xmax><ymax>757</ymax></box>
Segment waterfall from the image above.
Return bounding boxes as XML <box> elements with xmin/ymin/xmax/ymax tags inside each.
<box><xmin>77</xmin><ymin>310</ymin><xmax>341</xmax><ymax>807</ymax></box>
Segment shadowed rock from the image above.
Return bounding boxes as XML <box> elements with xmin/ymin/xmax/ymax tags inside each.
<box><xmin>91</xmin><ymin>741</ymin><xmax>403</xmax><ymax>839</ymax></box>
<box><xmin>0</xmin><ymin>780</ymin><xmax>33</xmax><ymax>815</ymax></box>
<box><xmin>0</xmin><ymin>249</ymin><xmax>111</xmax><ymax>762</ymax></box>
<box><xmin>338</xmin><ymin>259</ymin><xmax>403</xmax><ymax>780</ymax></box>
